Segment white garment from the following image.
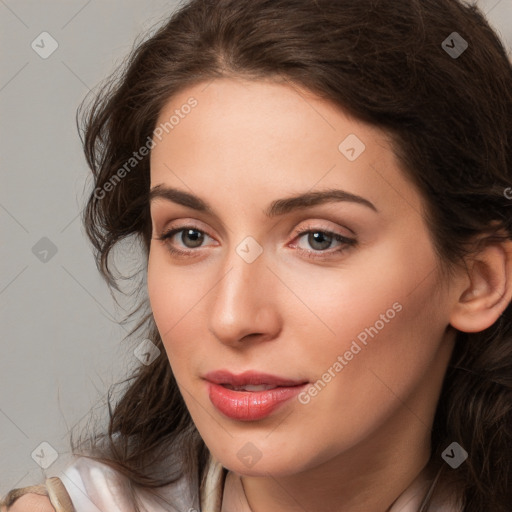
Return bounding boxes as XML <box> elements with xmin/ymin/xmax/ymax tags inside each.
<box><xmin>58</xmin><ymin>457</ymin><xmax>196</xmax><ymax>512</ymax></box>
<box><xmin>55</xmin><ymin>455</ymin><xmax>460</xmax><ymax>512</ymax></box>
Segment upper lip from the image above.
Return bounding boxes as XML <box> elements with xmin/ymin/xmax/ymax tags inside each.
<box><xmin>203</xmin><ymin>370</ymin><xmax>308</xmax><ymax>387</ymax></box>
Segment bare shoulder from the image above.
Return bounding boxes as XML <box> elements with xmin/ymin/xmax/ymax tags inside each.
<box><xmin>1</xmin><ymin>493</ymin><xmax>55</xmax><ymax>512</ymax></box>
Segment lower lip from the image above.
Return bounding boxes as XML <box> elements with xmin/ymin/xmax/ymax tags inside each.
<box><xmin>207</xmin><ymin>382</ymin><xmax>307</xmax><ymax>421</ymax></box>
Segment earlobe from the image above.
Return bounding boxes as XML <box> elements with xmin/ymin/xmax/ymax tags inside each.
<box><xmin>449</xmin><ymin>240</ymin><xmax>512</xmax><ymax>333</ymax></box>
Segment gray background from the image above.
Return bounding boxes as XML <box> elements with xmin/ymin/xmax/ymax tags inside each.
<box><xmin>1</xmin><ymin>0</ymin><xmax>511</xmax><ymax>496</ymax></box>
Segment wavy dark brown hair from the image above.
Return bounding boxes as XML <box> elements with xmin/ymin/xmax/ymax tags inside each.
<box><xmin>71</xmin><ymin>0</ymin><xmax>512</xmax><ymax>511</ymax></box>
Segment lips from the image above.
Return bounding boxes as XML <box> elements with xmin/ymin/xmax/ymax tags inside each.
<box><xmin>203</xmin><ymin>370</ymin><xmax>308</xmax><ymax>421</ymax></box>
<box><xmin>203</xmin><ymin>369</ymin><xmax>307</xmax><ymax>387</ymax></box>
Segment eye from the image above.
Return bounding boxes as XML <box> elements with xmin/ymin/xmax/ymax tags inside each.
<box><xmin>155</xmin><ymin>225</ymin><xmax>216</xmax><ymax>256</ymax></box>
<box><xmin>154</xmin><ymin>223</ymin><xmax>357</xmax><ymax>260</ymax></box>
<box><xmin>291</xmin><ymin>226</ymin><xmax>356</xmax><ymax>259</ymax></box>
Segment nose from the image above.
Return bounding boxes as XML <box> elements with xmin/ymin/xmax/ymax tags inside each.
<box><xmin>207</xmin><ymin>249</ymin><xmax>282</xmax><ymax>347</ymax></box>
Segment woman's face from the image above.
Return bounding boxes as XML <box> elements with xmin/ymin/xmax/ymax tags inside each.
<box><xmin>148</xmin><ymin>77</ymin><xmax>458</xmax><ymax>476</ymax></box>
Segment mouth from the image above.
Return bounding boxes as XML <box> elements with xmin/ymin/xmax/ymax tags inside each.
<box><xmin>203</xmin><ymin>370</ymin><xmax>309</xmax><ymax>421</ymax></box>
<box><xmin>203</xmin><ymin>369</ymin><xmax>308</xmax><ymax>387</ymax></box>
<box><xmin>220</xmin><ymin>383</ymin><xmax>285</xmax><ymax>391</ymax></box>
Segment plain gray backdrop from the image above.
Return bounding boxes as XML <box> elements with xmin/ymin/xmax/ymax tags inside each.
<box><xmin>1</xmin><ymin>0</ymin><xmax>511</xmax><ymax>496</ymax></box>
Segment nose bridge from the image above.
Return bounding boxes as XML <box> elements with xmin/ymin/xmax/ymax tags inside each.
<box><xmin>217</xmin><ymin>233</ymin><xmax>269</xmax><ymax>304</ymax></box>
<box><xmin>208</xmin><ymin>240</ymin><xmax>280</xmax><ymax>344</ymax></box>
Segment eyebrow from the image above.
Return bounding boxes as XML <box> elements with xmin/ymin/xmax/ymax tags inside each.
<box><xmin>149</xmin><ymin>185</ymin><xmax>378</xmax><ymax>216</ymax></box>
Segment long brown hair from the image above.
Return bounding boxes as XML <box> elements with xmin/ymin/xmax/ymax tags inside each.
<box><xmin>73</xmin><ymin>1</ymin><xmax>512</xmax><ymax>510</ymax></box>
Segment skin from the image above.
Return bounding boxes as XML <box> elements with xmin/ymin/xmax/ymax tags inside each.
<box><xmin>147</xmin><ymin>77</ymin><xmax>512</xmax><ymax>512</ymax></box>
<box><xmin>1</xmin><ymin>495</ymin><xmax>54</xmax><ymax>512</ymax></box>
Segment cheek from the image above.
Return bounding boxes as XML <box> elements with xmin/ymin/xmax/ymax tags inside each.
<box><xmin>147</xmin><ymin>246</ymin><xmax>230</xmax><ymax>387</ymax></box>
<box><xmin>279</xmin><ymin>232</ymin><xmax>440</xmax><ymax>356</ymax></box>
<box><xmin>146</xmin><ymin>249</ymin><xmax>200</xmax><ymax>364</ymax></box>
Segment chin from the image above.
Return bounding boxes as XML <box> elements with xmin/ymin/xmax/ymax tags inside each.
<box><xmin>220</xmin><ymin>455</ymin><xmax>302</xmax><ymax>477</ymax></box>
<box><xmin>203</xmin><ymin>437</ymin><xmax>318</xmax><ymax>477</ymax></box>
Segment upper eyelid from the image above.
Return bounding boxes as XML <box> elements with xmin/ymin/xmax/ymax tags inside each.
<box><xmin>157</xmin><ymin>219</ymin><xmax>351</xmax><ymax>235</ymax></box>
<box><xmin>157</xmin><ymin>223</ymin><xmax>354</xmax><ymax>245</ymax></box>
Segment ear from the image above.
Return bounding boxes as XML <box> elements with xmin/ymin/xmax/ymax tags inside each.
<box><xmin>450</xmin><ymin>238</ymin><xmax>512</xmax><ymax>333</ymax></box>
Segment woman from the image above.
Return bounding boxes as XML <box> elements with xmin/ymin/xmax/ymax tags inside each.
<box><xmin>2</xmin><ymin>0</ymin><xmax>511</xmax><ymax>511</ymax></box>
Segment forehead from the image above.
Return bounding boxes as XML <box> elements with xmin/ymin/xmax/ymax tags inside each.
<box><xmin>149</xmin><ymin>77</ymin><xmax>424</xmax><ymax>221</ymax></box>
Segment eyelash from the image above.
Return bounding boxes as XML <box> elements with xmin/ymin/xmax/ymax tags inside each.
<box><xmin>155</xmin><ymin>223</ymin><xmax>357</xmax><ymax>260</ymax></box>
